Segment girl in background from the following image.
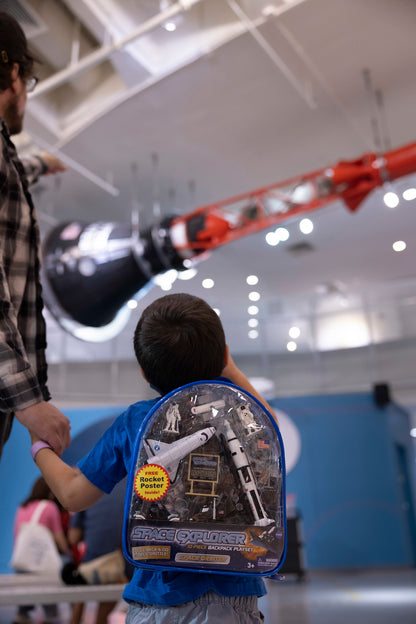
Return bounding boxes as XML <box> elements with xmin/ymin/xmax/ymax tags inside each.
<box><xmin>12</xmin><ymin>476</ymin><xmax>69</xmax><ymax>624</ymax></box>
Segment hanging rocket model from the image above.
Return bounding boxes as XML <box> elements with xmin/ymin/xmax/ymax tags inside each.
<box><xmin>42</xmin><ymin>140</ymin><xmax>416</xmax><ymax>336</ymax></box>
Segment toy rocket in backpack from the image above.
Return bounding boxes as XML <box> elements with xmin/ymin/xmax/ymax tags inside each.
<box><xmin>123</xmin><ymin>380</ymin><xmax>286</xmax><ymax>576</ymax></box>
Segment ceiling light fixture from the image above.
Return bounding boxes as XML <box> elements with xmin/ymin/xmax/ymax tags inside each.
<box><xmin>202</xmin><ymin>278</ymin><xmax>214</xmax><ymax>289</ymax></box>
<box><xmin>287</xmin><ymin>341</ymin><xmax>297</xmax><ymax>352</ymax></box>
<box><xmin>276</xmin><ymin>227</ymin><xmax>289</xmax><ymax>241</ymax></box>
<box><xmin>163</xmin><ymin>21</ymin><xmax>177</xmax><ymax>31</ymax></box>
<box><xmin>246</xmin><ymin>275</ymin><xmax>259</xmax><ymax>285</ymax></box>
<box><xmin>289</xmin><ymin>326</ymin><xmax>300</xmax><ymax>339</ymax></box>
<box><xmin>403</xmin><ymin>188</ymin><xmax>416</xmax><ymax>201</ymax></box>
<box><xmin>248</xmin><ymin>291</ymin><xmax>260</xmax><ymax>302</ymax></box>
<box><xmin>248</xmin><ymin>329</ymin><xmax>259</xmax><ymax>339</ymax></box>
<box><xmin>213</xmin><ymin>308</ymin><xmax>221</xmax><ymax>316</ymax></box>
<box><xmin>410</xmin><ymin>428</ymin><xmax>416</xmax><ymax>438</ymax></box>
<box><xmin>299</xmin><ymin>218</ymin><xmax>314</xmax><ymax>234</ymax></box>
<box><xmin>178</xmin><ymin>268</ymin><xmax>197</xmax><ymax>280</ymax></box>
<box><xmin>153</xmin><ymin>269</ymin><xmax>178</xmax><ymax>291</ymax></box>
<box><xmin>392</xmin><ymin>240</ymin><xmax>406</xmax><ymax>252</ymax></box>
<box><xmin>248</xmin><ymin>318</ymin><xmax>259</xmax><ymax>328</ymax></box>
<box><xmin>248</xmin><ymin>305</ymin><xmax>259</xmax><ymax>315</ymax></box>
<box><xmin>383</xmin><ymin>189</ymin><xmax>399</xmax><ymax>208</ymax></box>
<box><xmin>265</xmin><ymin>231</ymin><xmax>279</xmax><ymax>246</ymax></box>
<box><xmin>127</xmin><ymin>300</ymin><xmax>138</xmax><ymax>310</ymax></box>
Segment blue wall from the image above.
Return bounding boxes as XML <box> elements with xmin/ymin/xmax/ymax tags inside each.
<box><xmin>272</xmin><ymin>392</ymin><xmax>416</xmax><ymax>569</ymax></box>
<box><xmin>0</xmin><ymin>392</ymin><xmax>415</xmax><ymax>573</ymax></box>
<box><xmin>0</xmin><ymin>406</ymin><xmax>124</xmax><ymax>575</ymax></box>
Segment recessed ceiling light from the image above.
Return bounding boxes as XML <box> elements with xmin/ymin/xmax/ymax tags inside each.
<box><xmin>213</xmin><ymin>308</ymin><xmax>220</xmax><ymax>316</ymax></box>
<box><xmin>248</xmin><ymin>305</ymin><xmax>259</xmax><ymax>315</ymax></box>
<box><xmin>246</xmin><ymin>275</ymin><xmax>259</xmax><ymax>285</ymax></box>
<box><xmin>248</xmin><ymin>329</ymin><xmax>259</xmax><ymax>339</ymax></box>
<box><xmin>287</xmin><ymin>341</ymin><xmax>297</xmax><ymax>352</ymax></box>
<box><xmin>383</xmin><ymin>191</ymin><xmax>399</xmax><ymax>208</ymax></box>
<box><xmin>276</xmin><ymin>227</ymin><xmax>289</xmax><ymax>241</ymax></box>
<box><xmin>266</xmin><ymin>231</ymin><xmax>279</xmax><ymax>246</ymax></box>
<box><xmin>163</xmin><ymin>21</ymin><xmax>176</xmax><ymax>31</ymax></box>
<box><xmin>248</xmin><ymin>291</ymin><xmax>260</xmax><ymax>302</ymax></box>
<box><xmin>410</xmin><ymin>427</ymin><xmax>416</xmax><ymax>438</ymax></box>
<box><xmin>403</xmin><ymin>188</ymin><xmax>416</xmax><ymax>201</ymax></box>
<box><xmin>202</xmin><ymin>278</ymin><xmax>214</xmax><ymax>289</ymax></box>
<box><xmin>127</xmin><ymin>299</ymin><xmax>138</xmax><ymax>310</ymax></box>
<box><xmin>392</xmin><ymin>240</ymin><xmax>406</xmax><ymax>252</ymax></box>
<box><xmin>289</xmin><ymin>326</ymin><xmax>300</xmax><ymax>339</ymax></box>
<box><xmin>299</xmin><ymin>218</ymin><xmax>314</xmax><ymax>234</ymax></box>
<box><xmin>153</xmin><ymin>269</ymin><xmax>177</xmax><ymax>291</ymax></box>
<box><xmin>248</xmin><ymin>318</ymin><xmax>259</xmax><ymax>328</ymax></box>
<box><xmin>178</xmin><ymin>268</ymin><xmax>197</xmax><ymax>280</ymax></box>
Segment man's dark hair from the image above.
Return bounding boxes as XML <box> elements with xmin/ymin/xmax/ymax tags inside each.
<box><xmin>134</xmin><ymin>293</ymin><xmax>226</xmax><ymax>394</ymax></box>
<box><xmin>0</xmin><ymin>11</ymin><xmax>35</xmax><ymax>91</ymax></box>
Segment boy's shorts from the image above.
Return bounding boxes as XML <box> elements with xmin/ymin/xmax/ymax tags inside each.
<box><xmin>126</xmin><ymin>591</ymin><xmax>264</xmax><ymax>624</ymax></box>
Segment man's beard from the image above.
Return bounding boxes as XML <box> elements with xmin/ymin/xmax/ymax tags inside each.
<box><xmin>4</xmin><ymin>96</ymin><xmax>24</xmax><ymax>135</ymax></box>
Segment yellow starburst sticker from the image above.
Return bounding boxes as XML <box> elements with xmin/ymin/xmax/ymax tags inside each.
<box><xmin>134</xmin><ymin>464</ymin><xmax>170</xmax><ymax>501</ymax></box>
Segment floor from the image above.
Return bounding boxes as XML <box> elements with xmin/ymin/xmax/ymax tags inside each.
<box><xmin>0</xmin><ymin>568</ymin><xmax>415</xmax><ymax>624</ymax></box>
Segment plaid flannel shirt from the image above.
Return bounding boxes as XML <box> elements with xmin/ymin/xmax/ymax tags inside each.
<box><xmin>0</xmin><ymin>118</ymin><xmax>50</xmax><ymax>414</ymax></box>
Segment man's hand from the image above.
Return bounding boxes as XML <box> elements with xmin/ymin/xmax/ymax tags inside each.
<box><xmin>15</xmin><ymin>401</ymin><xmax>71</xmax><ymax>456</ymax></box>
<box><xmin>39</xmin><ymin>152</ymin><xmax>67</xmax><ymax>175</ymax></box>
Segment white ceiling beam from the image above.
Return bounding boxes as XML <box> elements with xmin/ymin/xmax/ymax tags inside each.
<box><xmin>226</xmin><ymin>0</ymin><xmax>315</xmax><ymax>109</ymax></box>
<box><xmin>30</xmin><ymin>0</ymin><xmax>205</xmax><ymax>99</ymax></box>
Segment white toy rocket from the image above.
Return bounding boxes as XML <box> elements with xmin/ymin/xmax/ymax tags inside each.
<box><xmin>144</xmin><ymin>427</ymin><xmax>216</xmax><ymax>482</ymax></box>
<box><xmin>223</xmin><ymin>421</ymin><xmax>273</xmax><ymax>527</ymax></box>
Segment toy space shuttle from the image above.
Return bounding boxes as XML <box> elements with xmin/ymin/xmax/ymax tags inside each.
<box><xmin>144</xmin><ymin>427</ymin><xmax>216</xmax><ymax>482</ymax></box>
<box><xmin>223</xmin><ymin>421</ymin><xmax>273</xmax><ymax>527</ymax></box>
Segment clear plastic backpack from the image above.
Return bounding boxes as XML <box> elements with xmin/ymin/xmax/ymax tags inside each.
<box><xmin>123</xmin><ymin>380</ymin><xmax>286</xmax><ymax>576</ymax></box>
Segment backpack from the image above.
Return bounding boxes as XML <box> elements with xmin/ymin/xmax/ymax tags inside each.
<box><xmin>123</xmin><ymin>380</ymin><xmax>286</xmax><ymax>576</ymax></box>
<box><xmin>10</xmin><ymin>500</ymin><xmax>62</xmax><ymax>574</ymax></box>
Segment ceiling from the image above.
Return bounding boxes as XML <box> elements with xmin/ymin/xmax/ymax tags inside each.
<box><xmin>6</xmin><ymin>0</ymin><xmax>416</xmax><ymax>358</ymax></box>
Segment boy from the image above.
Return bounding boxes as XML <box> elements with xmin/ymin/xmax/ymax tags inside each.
<box><xmin>31</xmin><ymin>293</ymin><xmax>276</xmax><ymax>623</ymax></box>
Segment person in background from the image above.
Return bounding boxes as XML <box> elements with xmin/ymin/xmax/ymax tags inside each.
<box><xmin>67</xmin><ymin>480</ymin><xmax>131</xmax><ymax>624</ymax></box>
<box><xmin>30</xmin><ymin>293</ymin><xmax>277</xmax><ymax>624</ymax></box>
<box><xmin>0</xmin><ymin>10</ymin><xmax>71</xmax><ymax>461</ymax></box>
<box><xmin>12</xmin><ymin>476</ymin><xmax>70</xmax><ymax>624</ymax></box>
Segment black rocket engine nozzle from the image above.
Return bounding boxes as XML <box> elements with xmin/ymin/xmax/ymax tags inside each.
<box><xmin>41</xmin><ymin>216</ymin><xmax>189</xmax><ymax>330</ymax></box>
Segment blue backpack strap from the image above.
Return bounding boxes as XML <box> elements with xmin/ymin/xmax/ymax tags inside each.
<box><xmin>123</xmin><ymin>380</ymin><xmax>286</xmax><ymax>576</ymax></box>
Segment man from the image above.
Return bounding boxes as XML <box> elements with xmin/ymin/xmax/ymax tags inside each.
<box><xmin>0</xmin><ymin>11</ymin><xmax>71</xmax><ymax>460</ymax></box>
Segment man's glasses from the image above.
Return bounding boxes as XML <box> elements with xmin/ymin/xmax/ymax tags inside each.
<box><xmin>25</xmin><ymin>76</ymin><xmax>38</xmax><ymax>93</ymax></box>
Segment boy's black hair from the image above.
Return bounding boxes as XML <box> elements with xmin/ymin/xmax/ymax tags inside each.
<box><xmin>0</xmin><ymin>11</ymin><xmax>35</xmax><ymax>91</ymax></box>
<box><xmin>134</xmin><ymin>293</ymin><xmax>226</xmax><ymax>395</ymax></box>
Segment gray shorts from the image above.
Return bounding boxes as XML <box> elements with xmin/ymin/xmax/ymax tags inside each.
<box><xmin>126</xmin><ymin>591</ymin><xmax>265</xmax><ymax>624</ymax></box>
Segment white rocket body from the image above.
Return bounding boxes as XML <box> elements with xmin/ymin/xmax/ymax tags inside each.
<box><xmin>223</xmin><ymin>421</ymin><xmax>273</xmax><ymax>526</ymax></box>
<box><xmin>145</xmin><ymin>427</ymin><xmax>216</xmax><ymax>482</ymax></box>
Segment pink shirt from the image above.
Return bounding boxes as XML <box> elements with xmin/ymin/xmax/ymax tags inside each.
<box><xmin>14</xmin><ymin>500</ymin><xmax>63</xmax><ymax>541</ymax></box>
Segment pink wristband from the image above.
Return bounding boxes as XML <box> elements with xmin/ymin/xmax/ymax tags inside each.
<box><xmin>31</xmin><ymin>440</ymin><xmax>52</xmax><ymax>461</ymax></box>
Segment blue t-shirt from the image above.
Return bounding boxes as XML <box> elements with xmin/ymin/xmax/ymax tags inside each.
<box><xmin>77</xmin><ymin>397</ymin><xmax>266</xmax><ymax>606</ymax></box>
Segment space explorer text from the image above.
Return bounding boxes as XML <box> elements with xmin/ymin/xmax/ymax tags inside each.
<box><xmin>131</xmin><ymin>527</ymin><xmax>246</xmax><ymax>545</ymax></box>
